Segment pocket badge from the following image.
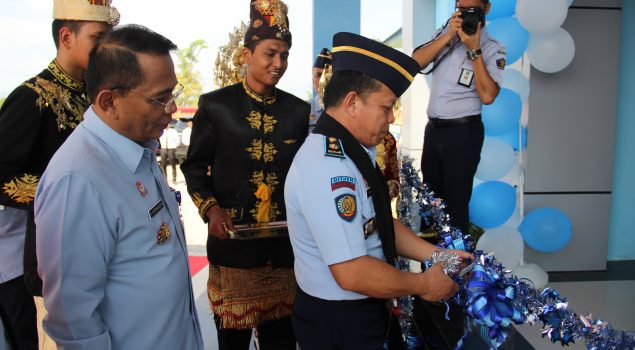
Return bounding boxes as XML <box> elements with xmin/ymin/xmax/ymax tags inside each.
<box><xmin>157</xmin><ymin>222</ymin><xmax>171</xmax><ymax>244</ymax></box>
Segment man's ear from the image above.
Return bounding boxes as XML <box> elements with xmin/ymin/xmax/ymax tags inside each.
<box><xmin>94</xmin><ymin>90</ymin><xmax>118</xmax><ymax>118</ymax></box>
<box><xmin>484</xmin><ymin>2</ymin><xmax>491</xmax><ymax>15</ymax></box>
<box><xmin>342</xmin><ymin>91</ymin><xmax>360</xmax><ymax>118</ymax></box>
<box><xmin>58</xmin><ymin>26</ymin><xmax>74</xmax><ymax>50</ymax></box>
<box><xmin>242</xmin><ymin>46</ymin><xmax>252</xmax><ymax>65</ymax></box>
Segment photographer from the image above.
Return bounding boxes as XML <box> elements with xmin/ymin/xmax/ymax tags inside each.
<box><xmin>411</xmin><ymin>0</ymin><xmax>505</xmax><ymax>347</ymax></box>
<box><xmin>412</xmin><ymin>0</ymin><xmax>505</xmax><ymax>236</ymax></box>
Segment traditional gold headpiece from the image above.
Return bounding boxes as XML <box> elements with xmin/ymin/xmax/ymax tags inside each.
<box><xmin>53</xmin><ymin>0</ymin><xmax>120</xmax><ymax>26</ymax></box>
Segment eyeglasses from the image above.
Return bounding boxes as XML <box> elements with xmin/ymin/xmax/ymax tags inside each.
<box><xmin>118</xmin><ymin>83</ymin><xmax>184</xmax><ymax>114</ymax></box>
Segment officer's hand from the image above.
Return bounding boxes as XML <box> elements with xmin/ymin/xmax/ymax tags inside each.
<box><xmin>458</xmin><ymin>21</ymin><xmax>482</xmax><ymax>50</ymax></box>
<box><xmin>418</xmin><ymin>264</ymin><xmax>460</xmax><ymax>302</ymax></box>
<box><xmin>206</xmin><ymin>205</ymin><xmax>235</xmax><ymax>240</ymax></box>
<box><xmin>446</xmin><ymin>11</ymin><xmax>463</xmax><ymax>38</ymax></box>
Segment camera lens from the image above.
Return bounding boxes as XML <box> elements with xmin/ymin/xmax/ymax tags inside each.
<box><xmin>460</xmin><ymin>8</ymin><xmax>483</xmax><ymax>35</ymax></box>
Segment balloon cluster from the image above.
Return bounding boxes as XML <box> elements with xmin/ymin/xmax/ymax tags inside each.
<box><xmin>397</xmin><ymin>157</ymin><xmax>635</xmax><ymax>350</ymax></box>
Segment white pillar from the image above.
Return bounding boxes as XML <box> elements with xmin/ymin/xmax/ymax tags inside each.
<box><xmin>400</xmin><ymin>0</ymin><xmax>437</xmax><ymax>168</ymax></box>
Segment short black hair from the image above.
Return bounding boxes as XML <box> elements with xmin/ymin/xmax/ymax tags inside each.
<box><xmin>85</xmin><ymin>24</ymin><xmax>177</xmax><ymax>101</ymax></box>
<box><xmin>323</xmin><ymin>70</ymin><xmax>383</xmax><ymax>109</ymax></box>
<box><xmin>52</xmin><ymin>20</ymin><xmax>83</xmax><ymax>49</ymax></box>
<box><xmin>455</xmin><ymin>0</ymin><xmax>489</xmax><ymax>3</ymax></box>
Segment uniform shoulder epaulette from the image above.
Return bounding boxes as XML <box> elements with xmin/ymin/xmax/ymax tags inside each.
<box><xmin>324</xmin><ymin>136</ymin><xmax>346</xmax><ymax>159</ymax></box>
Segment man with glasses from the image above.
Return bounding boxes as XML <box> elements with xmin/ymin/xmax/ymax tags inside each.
<box><xmin>411</xmin><ymin>0</ymin><xmax>505</xmax><ymax>347</ymax></box>
<box><xmin>180</xmin><ymin>0</ymin><xmax>309</xmax><ymax>348</ymax></box>
<box><xmin>34</xmin><ymin>25</ymin><xmax>203</xmax><ymax>349</ymax></box>
<box><xmin>0</xmin><ymin>1</ymin><xmax>118</xmax><ymax>348</ymax></box>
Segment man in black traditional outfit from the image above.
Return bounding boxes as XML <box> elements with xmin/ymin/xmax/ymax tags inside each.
<box><xmin>180</xmin><ymin>0</ymin><xmax>309</xmax><ymax>349</ymax></box>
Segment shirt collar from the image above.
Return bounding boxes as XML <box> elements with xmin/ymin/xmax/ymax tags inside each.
<box><xmin>361</xmin><ymin>143</ymin><xmax>377</xmax><ymax>162</ymax></box>
<box><xmin>82</xmin><ymin>106</ymin><xmax>158</xmax><ymax>174</ymax></box>
<box><xmin>47</xmin><ymin>60</ymin><xmax>85</xmax><ymax>92</ymax></box>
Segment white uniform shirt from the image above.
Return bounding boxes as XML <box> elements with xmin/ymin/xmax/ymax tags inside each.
<box><xmin>160</xmin><ymin>127</ymin><xmax>180</xmax><ymax>149</ymax></box>
<box><xmin>426</xmin><ymin>27</ymin><xmax>506</xmax><ymax>119</ymax></box>
<box><xmin>285</xmin><ymin>133</ymin><xmax>385</xmax><ymax>301</ymax></box>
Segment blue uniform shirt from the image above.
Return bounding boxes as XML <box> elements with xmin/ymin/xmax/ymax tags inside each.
<box><xmin>35</xmin><ymin>107</ymin><xmax>203</xmax><ymax>350</ymax></box>
<box><xmin>285</xmin><ymin>133</ymin><xmax>385</xmax><ymax>301</ymax></box>
<box><xmin>427</xmin><ymin>27</ymin><xmax>506</xmax><ymax>119</ymax></box>
<box><xmin>309</xmin><ymin>95</ymin><xmax>323</xmax><ymax>129</ymax></box>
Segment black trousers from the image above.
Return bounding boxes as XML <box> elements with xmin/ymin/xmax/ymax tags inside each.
<box><xmin>292</xmin><ymin>289</ymin><xmax>403</xmax><ymax>350</ymax></box>
<box><xmin>214</xmin><ymin>314</ymin><xmax>295</xmax><ymax>350</ymax></box>
<box><xmin>160</xmin><ymin>148</ymin><xmax>177</xmax><ymax>180</ymax></box>
<box><xmin>0</xmin><ymin>276</ymin><xmax>38</xmax><ymax>350</ymax></box>
<box><xmin>421</xmin><ymin>120</ymin><xmax>484</xmax><ymax>234</ymax></box>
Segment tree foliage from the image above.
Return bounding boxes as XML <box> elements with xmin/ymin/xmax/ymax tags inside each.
<box><xmin>0</xmin><ymin>97</ymin><xmax>5</xmax><ymax>108</ymax></box>
<box><xmin>175</xmin><ymin>39</ymin><xmax>207</xmax><ymax>108</ymax></box>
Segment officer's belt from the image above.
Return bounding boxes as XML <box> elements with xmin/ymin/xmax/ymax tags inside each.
<box><xmin>297</xmin><ymin>288</ymin><xmax>386</xmax><ymax>306</ymax></box>
<box><xmin>428</xmin><ymin>114</ymin><xmax>481</xmax><ymax>128</ymax></box>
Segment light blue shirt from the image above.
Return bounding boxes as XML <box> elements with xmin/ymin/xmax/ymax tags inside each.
<box><xmin>0</xmin><ymin>205</ymin><xmax>27</xmax><ymax>283</ymax></box>
<box><xmin>285</xmin><ymin>133</ymin><xmax>385</xmax><ymax>301</ymax></box>
<box><xmin>427</xmin><ymin>27</ymin><xmax>506</xmax><ymax>119</ymax></box>
<box><xmin>309</xmin><ymin>95</ymin><xmax>323</xmax><ymax>129</ymax></box>
<box><xmin>35</xmin><ymin>107</ymin><xmax>203</xmax><ymax>350</ymax></box>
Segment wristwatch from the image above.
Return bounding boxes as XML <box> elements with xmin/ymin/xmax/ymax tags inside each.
<box><xmin>466</xmin><ymin>48</ymin><xmax>482</xmax><ymax>61</ymax></box>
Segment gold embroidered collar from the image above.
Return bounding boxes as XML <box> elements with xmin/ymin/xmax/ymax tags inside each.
<box><xmin>242</xmin><ymin>79</ymin><xmax>276</xmax><ymax>105</ymax></box>
<box><xmin>47</xmin><ymin>60</ymin><xmax>85</xmax><ymax>92</ymax></box>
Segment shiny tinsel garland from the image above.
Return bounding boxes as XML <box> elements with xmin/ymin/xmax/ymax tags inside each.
<box><xmin>397</xmin><ymin>156</ymin><xmax>635</xmax><ymax>350</ymax></box>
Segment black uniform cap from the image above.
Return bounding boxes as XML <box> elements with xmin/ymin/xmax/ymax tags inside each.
<box><xmin>331</xmin><ymin>32</ymin><xmax>420</xmax><ymax>97</ymax></box>
<box><xmin>313</xmin><ymin>48</ymin><xmax>332</xmax><ymax>68</ymax></box>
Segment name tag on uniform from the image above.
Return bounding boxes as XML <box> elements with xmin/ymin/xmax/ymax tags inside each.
<box><xmin>458</xmin><ymin>68</ymin><xmax>474</xmax><ymax>87</ymax></box>
<box><xmin>148</xmin><ymin>200</ymin><xmax>164</xmax><ymax>219</ymax></box>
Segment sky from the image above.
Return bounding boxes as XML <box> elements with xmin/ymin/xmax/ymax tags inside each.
<box><xmin>0</xmin><ymin>0</ymin><xmax>402</xmax><ymax>101</ymax></box>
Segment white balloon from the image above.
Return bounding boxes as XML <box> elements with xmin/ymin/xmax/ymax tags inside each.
<box><xmin>476</xmin><ymin>226</ymin><xmax>524</xmax><ymax>269</ymax></box>
<box><xmin>513</xmin><ymin>262</ymin><xmax>549</xmax><ymax>290</ymax></box>
<box><xmin>476</xmin><ymin>138</ymin><xmax>515</xmax><ymax>181</ymax></box>
<box><xmin>502</xmin><ymin>69</ymin><xmax>530</xmax><ymax>103</ymax></box>
<box><xmin>516</xmin><ymin>0</ymin><xmax>569</xmax><ymax>34</ymax></box>
<box><xmin>528</xmin><ymin>28</ymin><xmax>576</xmax><ymax>73</ymax></box>
<box><xmin>504</xmin><ymin>207</ymin><xmax>522</xmax><ymax>228</ymax></box>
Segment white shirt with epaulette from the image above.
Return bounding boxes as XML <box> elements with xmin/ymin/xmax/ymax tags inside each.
<box><xmin>285</xmin><ymin>133</ymin><xmax>385</xmax><ymax>301</ymax></box>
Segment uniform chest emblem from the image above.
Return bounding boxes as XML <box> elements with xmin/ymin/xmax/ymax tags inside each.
<box><xmin>136</xmin><ymin>181</ymin><xmax>148</xmax><ymax>197</ymax></box>
<box><xmin>157</xmin><ymin>222</ymin><xmax>171</xmax><ymax>244</ymax></box>
<box><xmin>334</xmin><ymin>193</ymin><xmax>357</xmax><ymax>222</ymax></box>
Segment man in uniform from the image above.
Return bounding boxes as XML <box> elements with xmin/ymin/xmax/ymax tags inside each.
<box><xmin>180</xmin><ymin>0</ymin><xmax>309</xmax><ymax>348</ymax></box>
<box><xmin>309</xmin><ymin>48</ymin><xmax>332</xmax><ymax>130</ymax></box>
<box><xmin>285</xmin><ymin>32</ymin><xmax>472</xmax><ymax>350</ymax></box>
<box><xmin>35</xmin><ymin>24</ymin><xmax>203</xmax><ymax>349</ymax></box>
<box><xmin>0</xmin><ymin>1</ymin><xmax>118</xmax><ymax>348</ymax></box>
<box><xmin>412</xmin><ymin>0</ymin><xmax>505</xmax><ymax>235</ymax></box>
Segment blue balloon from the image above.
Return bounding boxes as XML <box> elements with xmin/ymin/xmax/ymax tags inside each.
<box><xmin>494</xmin><ymin>122</ymin><xmax>527</xmax><ymax>151</ymax></box>
<box><xmin>486</xmin><ymin>17</ymin><xmax>529</xmax><ymax>64</ymax></box>
<box><xmin>520</xmin><ymin>207</ymin><xmax>573</xmax><ymax>253</ymax></box>
<box><xmin>502</xmin><ymin>68</ymin><xmax>530</xmax><ymax>103</ymax></box>
<box><xmin>482</xmin><ymin>88</ymin><xmax>522</xmax><ymax>136</ymax></box>
<box><xmin>487</xmin><ymin>0</ymin><xmax>516</xmax><ymax>20</ymax></box>
<box><xmin>469</xmin><ymin>181</ymin><xmax>516</xmax><ymax>228</ymax></box>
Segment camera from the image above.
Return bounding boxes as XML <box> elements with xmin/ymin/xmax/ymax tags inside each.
<box><xmin>460</xmin><ymin>7</ymin><xmax>485</xmax><ymax>35</ymax></box>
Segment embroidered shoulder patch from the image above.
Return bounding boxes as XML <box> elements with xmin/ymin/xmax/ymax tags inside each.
<box><xmin>334</xmin><ymin>193</ymin><xmax>357</xmax><ymax>222</ymax></box>
<box><xmin>331</xmin><ymin>176</ymin><xmax>357</xmax><ymax>191</ymax></box>
<box><xmin>496</xmin><ymin>58</ymin><xmax>506</xmax><ymax>70</ymax></box>
<box><xmin>324</xmin><ymin>137</ymin><xmax>345</xmax><ymax>158</ymax></box>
